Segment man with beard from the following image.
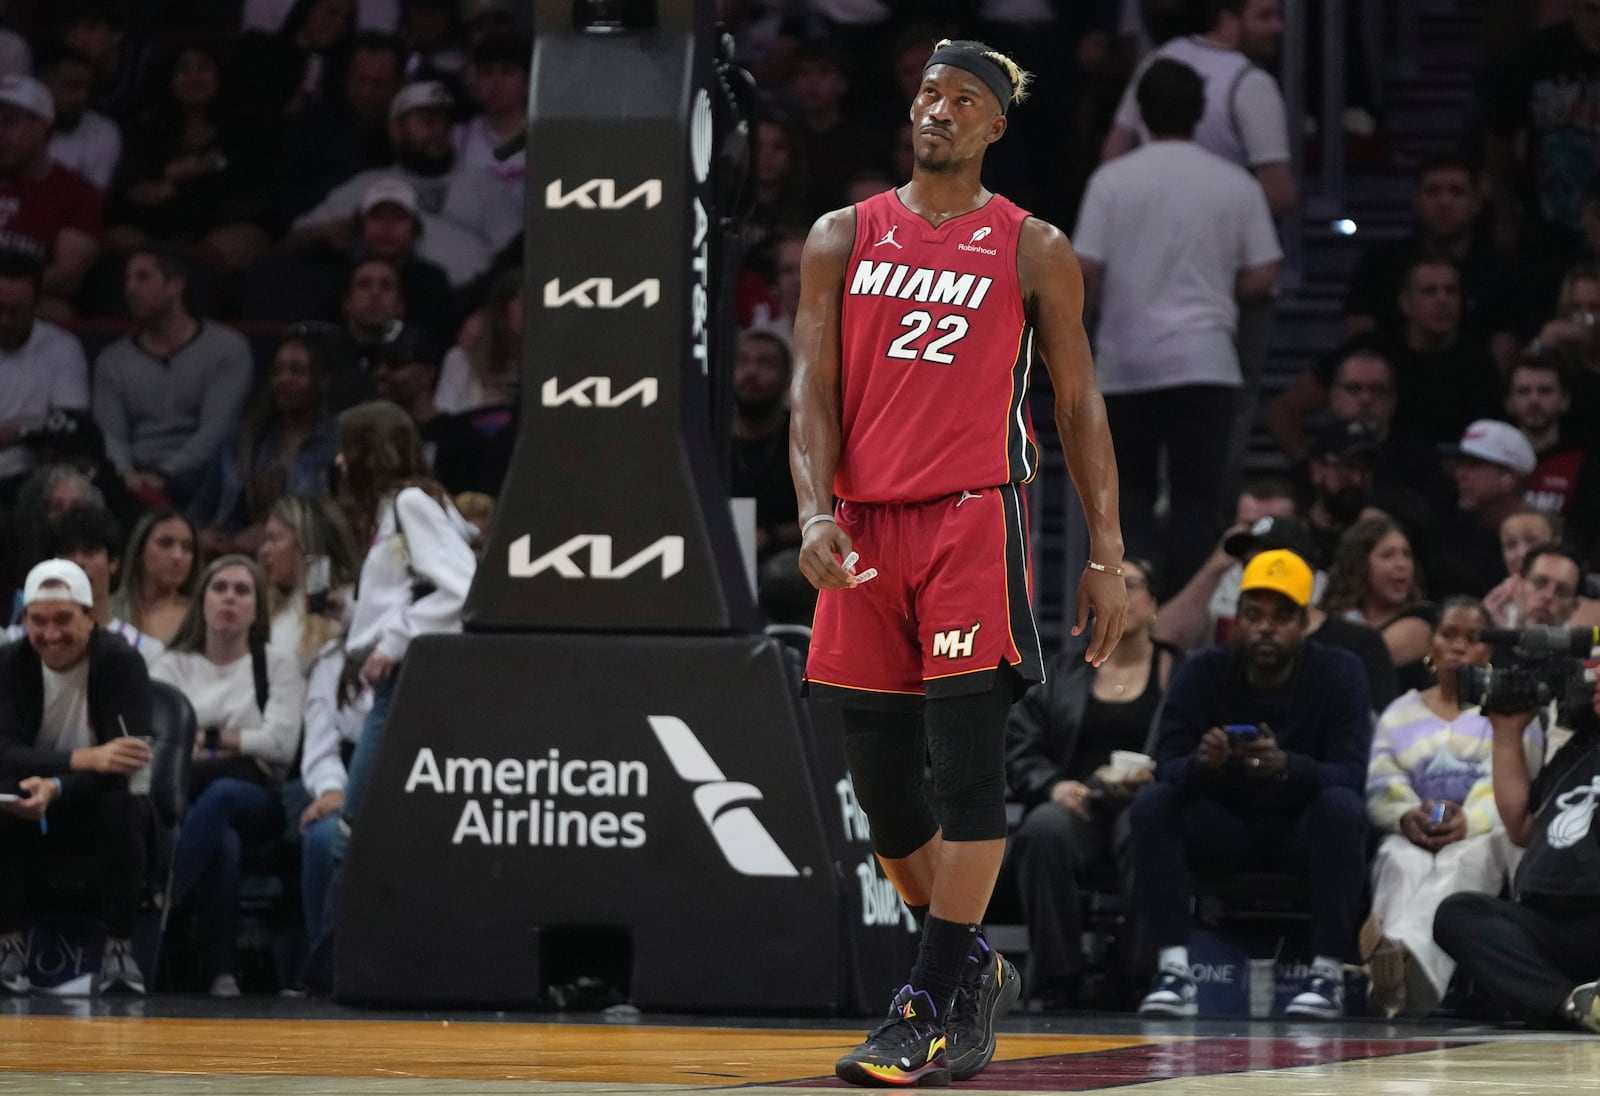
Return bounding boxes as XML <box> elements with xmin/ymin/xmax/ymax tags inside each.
<box><xmin>1304</xmin><ymin>418</ymin><xmax>1381</xmax><ymax>564</ymax></box>
<box><xmin>1507</xmin><ymin>355</ymin><xmax>1600</xmax><ymax>551</ymax></box>
<box><xmin>289</xmin><ymin>81</ymin><xmax>520</xmax><ymax>288</ymax></box>
<box><xmin>792</xmin><ymin>39</ymin><xmax>1127</xmax><ymax>1086</ymax></box>
<box><xmin>368</xmin><ymin>322</ymin><xmax>480</xmax><ymax>495</ymax></box>
<box><xmin>90</xmin><ymin>247</ymin><xmax>252</xmax><ymax>509</ymax></box>
<box><xmin>1132</xmin><ymin>549</ymin><xmax>1373</xmax><ymax>1019</ymax></box>
<box><xmin>1512</xmin><ymin>544</ymin><xmax>1585</xmax><ymax>628</ymax></box>
<box><xmin>1435</xmin><ymin>419</ymin><xmax>1538</xmax><ymax>597</ymax></box>
<box><xmin>0</xmin><ymin>251</ymin><xmax>88</xmax><ymax>501</ymax></box>
<box><xmin>729</xmin><ymin>328</ymin><xmax>799</xmax><ymax>566</ymax></box>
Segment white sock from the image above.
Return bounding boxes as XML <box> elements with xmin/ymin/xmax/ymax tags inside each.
<box><xmin>1158</xmin><ymin>946</ymin><xmax>1189</xmax><ymax>972</ymax></box>
<box><xmin>1312</xmin><ymin>955</ymin><xmax>1343</xmax><ymax>980</ymax></box>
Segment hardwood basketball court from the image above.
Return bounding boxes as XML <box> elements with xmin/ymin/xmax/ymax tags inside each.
<box><xmin>0</xmin><ymin>998</ymin><xmax>1595</xmax><ymax>1093</ymax></box>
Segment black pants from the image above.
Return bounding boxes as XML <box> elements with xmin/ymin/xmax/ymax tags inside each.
<box><xmin>1102</xmin><ymin>384</ymin><xmax>1237</xmax><ymax>595</ymax></box>
<box><xmin>1433</xmin><ymin>892</ymin><xmax>1600</xmax><ymax>1027</ymax></box>
<box><xmin>0</xmin><ymin>784</ymin><xmax>144</xmax><ymax>938</ymax></box>
<box><xmin>1129</xmin><ymin>782</ymin><xmax>1367</xmax><ymax>963</ymax></box>
<box><xmin>1009</xmin><ymin>799</ymin><xmax>1131</xmax><ymax>992</ymax></box>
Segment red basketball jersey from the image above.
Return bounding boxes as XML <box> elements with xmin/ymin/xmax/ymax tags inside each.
<box><xmin>835</xmin><ymin>189</ymin><xmax>1037</xmax><ymax>503</ymax></box>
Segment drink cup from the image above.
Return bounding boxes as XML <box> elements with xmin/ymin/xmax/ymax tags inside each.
<box><xmin>1248</xmin><ymin>958</ymin><xmax>1276</xmax><ymax>1018</ymax></box>
<box><xmin>127</xmin><ymin>737</ymin><xmax>155</xmax><ymax>795</ymax></box>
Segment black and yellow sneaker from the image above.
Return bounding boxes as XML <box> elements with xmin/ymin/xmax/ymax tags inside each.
<box><xmin>1567</xmin><ymin>982</ymin><xmax>1600</xmax><ymax>1033</ymax></box>
<box><xmin>945</xmin><ymin>939</ymin><xmax>1020</xmax><ymax>1081</ymax></box>
<box><xmin>834</xmin><ymin>984</ymin><xmax>951</xmax><ymax>1087</ymax></box>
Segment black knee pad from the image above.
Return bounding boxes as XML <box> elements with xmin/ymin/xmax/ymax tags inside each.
<box><xmin>839</xmin><ymin>707</ymin><xmax>940</xmax><ymax>859</ymax></box>
<box><xmin>924</xmin><ymin>669</ymin><xmax>1013</xmax><ymax>842</ymax></box>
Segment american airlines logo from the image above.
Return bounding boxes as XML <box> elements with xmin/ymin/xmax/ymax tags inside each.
<box><xmin>647</xmin><ymin>715</ymin><xmax>798</xmax><ymax>877</ymax></box>
<box><xmin>543</xmin><ymin>278</ymin><xmax>660</xmax><ymax>309</ymax></box>
<box><xmin>544</xmin><ymin>177</ymin><xmax>663</xmax><ymax>210</ymax></box>
<box><xmin>508</xmin><ymin>534</ymin><xmax>684</xmax><ymax>579</ymax></box>
<box><xmin>848</xmin><ymin>261</ymin><xmax>994</xmax><ymax>310</ymax></box>
<box><xmin>540</xmin><ymin>376</ymin><xmax>659</xmax><ymax>408</ymax></box>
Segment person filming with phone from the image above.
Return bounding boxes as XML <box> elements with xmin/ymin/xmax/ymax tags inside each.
<box><xmin>1130</xmin><ymin>549</ymin><xmax>1375</xmax><ymax>1019</ymax></box>
<box><xmin>0</xmin><ymin>558</ymin><xmax>155</xmax><ymax>994</ymax></box>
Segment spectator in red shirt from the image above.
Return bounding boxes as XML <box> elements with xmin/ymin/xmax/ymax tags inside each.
<box><xmin>0</xmin><ymin>75</ymin><xmax>102</xmax><ymax>316</ymax></box>
<box><xmin>1503</xmin><ymin>354</ymin><xmax>1600</xmax><ymax>551</ymax></box>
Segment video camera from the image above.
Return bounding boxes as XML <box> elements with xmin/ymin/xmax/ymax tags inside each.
<box><xmin>1456</xmin><ymin>626</ymin><xmax>1600</xmax><ymax>717</ymax></box>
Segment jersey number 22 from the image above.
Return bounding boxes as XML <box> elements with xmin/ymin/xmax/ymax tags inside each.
<box><xmin>886</xmin><ymin>310</ymin><xmax>969</xmax><ymax>365</ymax></box>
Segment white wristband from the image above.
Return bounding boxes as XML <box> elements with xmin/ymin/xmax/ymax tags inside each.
<box><xmin>802</xmin><ymin>514</ymin><xmax>837</xmax><ymax>536</ymax></box>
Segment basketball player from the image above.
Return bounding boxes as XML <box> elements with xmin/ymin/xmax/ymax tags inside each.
<box><xmin>790</xmin><ymin>39</ymin><xmax>1128</xmax><ymax>1088</ymax></box>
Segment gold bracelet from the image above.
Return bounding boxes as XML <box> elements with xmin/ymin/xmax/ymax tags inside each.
<box><xmin>1086</xmin><ymin>560</ymin><xmax>1125</xmax><ymax>576</ymax></box>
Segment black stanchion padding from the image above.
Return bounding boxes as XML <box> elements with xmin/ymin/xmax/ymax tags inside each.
<box><xmin>336</xmin><ymin>634</ymin><xmax>843</xmax><ymax>1011</ymax></box>
<box><xmin>466</xmin><ymin>0</ymin><xmax>758</xmax><ymax>633</ymax></box>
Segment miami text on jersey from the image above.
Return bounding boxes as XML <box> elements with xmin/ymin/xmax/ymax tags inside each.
<box><xmin>848</xmin><ymin>260</ymin><xmax>996</xmax><ymax>311</ymax></box>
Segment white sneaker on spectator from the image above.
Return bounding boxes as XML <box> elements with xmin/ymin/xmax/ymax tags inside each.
<box><xmin>209</xmin><ymin>974</ymin><xmax>241</xmax><ymax>998</ymax></box>
<box><xmin>0</xmin><ymin>934</ymin><xmax>28</xmax><ymax>994</ymax></box>
<box><xmin>1138</xmin><ymin>961</ymin><xmax>1198</xmax><ymax>1018</ymax></box>
<box><xmin>1285</xmin><ymin>970</ymin><xmax>1344</xmax><ymax>1019</ymax></box>
<box><xmin>96</xmin><ymin>938</ymin><xmax>145</xmax><ymax>995</ymax></box>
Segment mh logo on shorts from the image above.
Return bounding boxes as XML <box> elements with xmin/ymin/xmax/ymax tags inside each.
<box><xmin>931</xmin><ymin>621</ymin><xmax>982</xmax><ymax>660</ymax></box>
<box><xmin>646</xmin><ymin>715</ymin><xmax>799</xmax><ymax>877</ymax></box>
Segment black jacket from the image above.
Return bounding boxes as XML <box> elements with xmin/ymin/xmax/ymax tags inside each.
<box><xmin>0</xmin><ymin>630</ymin><xmax>154</xmax><ymax>801</ymax></box>
<box><xmin>1005</xmin><ymin>644</ymin><xmax>1184</xmax><ymax>809</ymax></box>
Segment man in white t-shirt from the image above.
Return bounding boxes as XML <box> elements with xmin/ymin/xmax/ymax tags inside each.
<box><xmin>290</xmin><ymin>81</ymin><xmax>521</xmax><ymax>288</ymax></box>
<box><xmin>41</xmin><ymin>45</ymin><xmax>121</xmax><ymax>191</ymax></box>
<box><xmin>1103</xmin><ymin>0</ymin><xmax>1295</xmax><ymax>215</ymax></box>
<box><xmin>0</xmin><ymin>559</ymin><xmax>153</xmax><ymax>994</ymax></box>
<box><xmin>453</xmin><ymin>30</ymin><xmax>528</xmax><ymax>213</ymax></box>
<box><xmin>1074</xmin><ymin>58</ymin><xmax>1281</xmax><ymax>592</ymax></box>
<box><xmin>1103</xmin><ymin>0</ymin><xmax>1293</xmax><ymax>508</ymax></box>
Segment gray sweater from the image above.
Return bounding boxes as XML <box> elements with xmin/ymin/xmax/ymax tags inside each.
<box><xmin>92</xmin><ymin>321</ymin><xmax>253</xmax><ymax>481</ymax></box>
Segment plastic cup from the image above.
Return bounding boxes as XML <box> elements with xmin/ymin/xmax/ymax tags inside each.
<box><xmin>1248</xmin><ymin>958</ymin><xmax>1276</xmax><ymax>1018</ymax></box>
<box><xmin>127</xmin><ymin>737</ymin><xmax>154</xmax><ymax>796</ymax></box>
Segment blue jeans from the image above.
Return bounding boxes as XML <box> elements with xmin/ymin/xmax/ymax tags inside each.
<box><xmin>341</xmin><ymin>674</ymin><xmax>396</xmax><ymax>832</ymax></box>
<box><xmin>301</xmin><ymin>814</ymin><xmax>341</xmax><ymax>944</ymax></box>
<box><xmin>172</xmin><ymin>776</ymin><xmax>284</xmax><ymax>980</ymax></box>
<box><xmin>305</xmin><ymin>674</ymin><xmax>396</xmax><ymax>966</ymax></box>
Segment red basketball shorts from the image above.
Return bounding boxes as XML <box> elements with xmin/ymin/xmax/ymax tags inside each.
<box><xmin>804</xmin><ymin>484</ymin><xmax>1044</xmax><ymax>708</ymax></box>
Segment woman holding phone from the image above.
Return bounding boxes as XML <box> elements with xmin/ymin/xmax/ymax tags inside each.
<box><xmin>1363</xmin><ymin>596</ymin><xmax>1542</xmax><ymax>1016</ymax></box>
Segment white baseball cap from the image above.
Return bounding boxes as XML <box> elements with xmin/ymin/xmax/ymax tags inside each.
<box><xmin>23</xmin><ymin>559</ymin><xmax>93</xmax><ymax>610</ymax></box>
<box><xmin>388</xmin><ymin>80</ymin><xmax>453</xmax><ymax>123</ymax></box>
<box><xmin>1436</xmin><ymin>419</ymin><xmax>1537</xmax><ymax>475</ymax></box>
<box><xmin>361</xmin><ymin>176</ymin><xmax>420</xmax><ymax>216</ymax></box>
<box><xmin>0</xmin><ymin>75</ymin><xmax>54</xmax><ymax>123</ymax></box>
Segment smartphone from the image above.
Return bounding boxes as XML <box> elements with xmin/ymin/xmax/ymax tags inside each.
<box><xmin>1225</xmin><ymin>723</ymin><xmax>1260</xmax><ymax>742</ymax></box>
<box><xmin>305</xmin><ymin>555</ymin><xmax>332</xmax><ymax>616</ymax></box>
<box><xmin>1430</xmin><ymin>802</ymin><xmax>1448</xmax><ymax>826</ymax></box>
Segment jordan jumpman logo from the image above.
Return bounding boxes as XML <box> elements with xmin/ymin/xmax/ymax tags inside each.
<box><xmin>875</xmin><ymin>224</ymin><xmax>902</xmax><ymax>249</ymax></box>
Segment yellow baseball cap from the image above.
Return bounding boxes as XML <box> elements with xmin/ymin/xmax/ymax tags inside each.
<box><xmin>1238</xmin><ymin>548</ymin><xmax>1313</xmax><ymax>608</ymax></box>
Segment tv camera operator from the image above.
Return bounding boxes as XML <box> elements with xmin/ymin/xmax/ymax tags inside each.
<box><xmin>1434</xmin><ymin>622</ymin><xmax>1600</xmax><ymax>1031</ymax></box>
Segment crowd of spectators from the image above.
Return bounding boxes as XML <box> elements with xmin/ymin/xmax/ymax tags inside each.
<box><xmin>0</xmin><ymin>0</ymin><xmax>1596</xmax><ymax>1033</ymax></box>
